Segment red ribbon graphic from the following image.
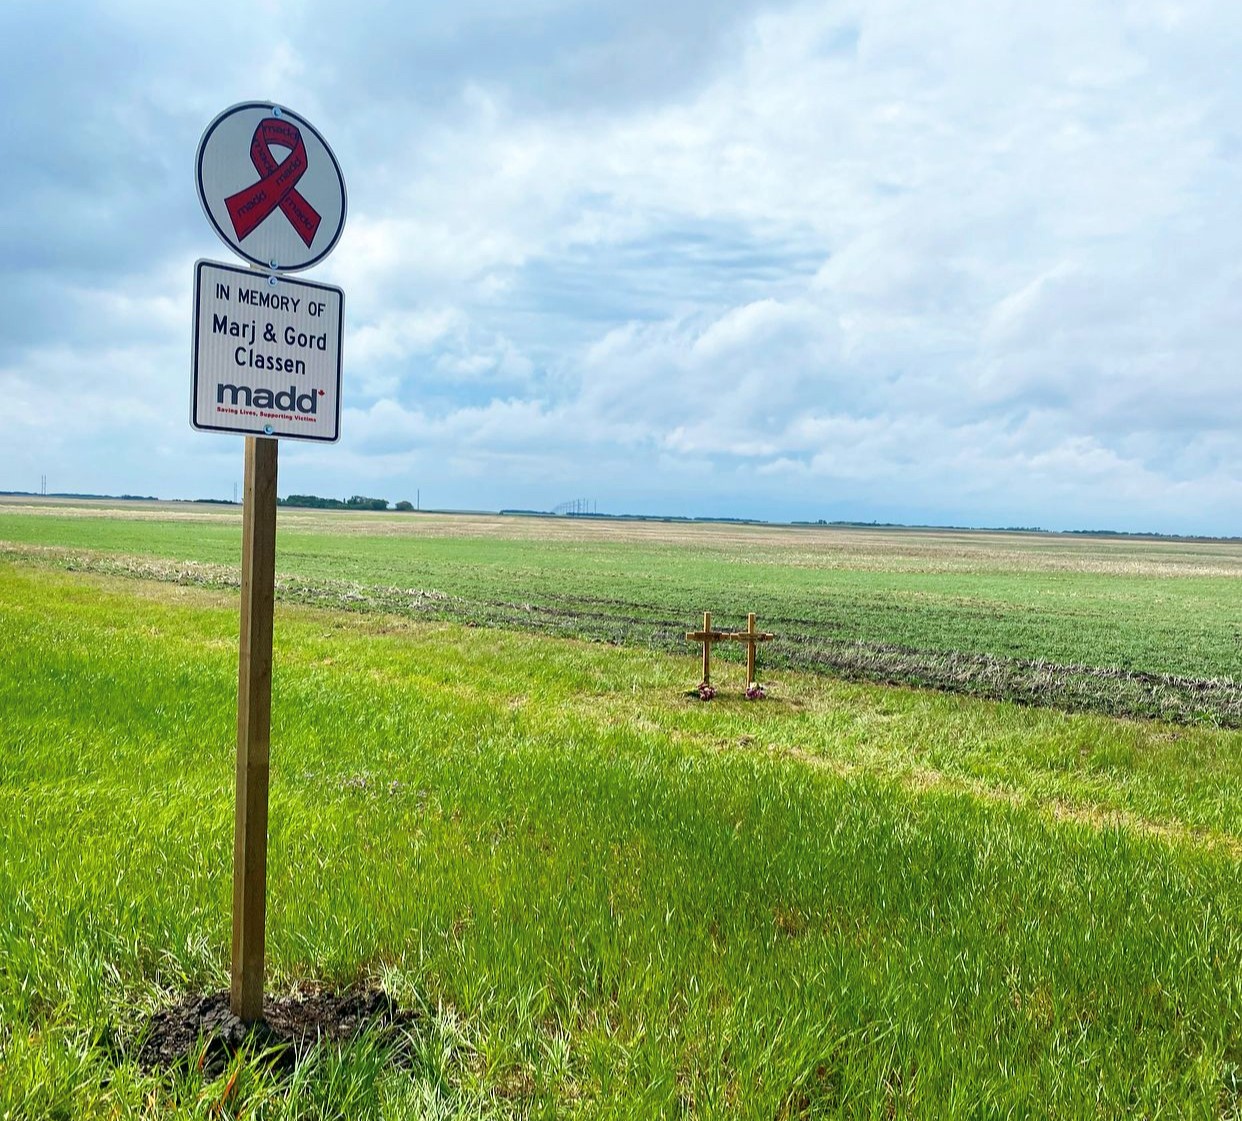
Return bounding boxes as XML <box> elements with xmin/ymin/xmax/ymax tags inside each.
<box><xmin>224</xmin><ymin>118</ymin><xmax>322</xmax><ymax>248</ymax></box>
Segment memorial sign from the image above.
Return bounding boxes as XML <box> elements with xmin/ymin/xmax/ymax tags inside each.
<box><xmin>192</xmin><ymin>260</ymin><xmax>343</xmax><ymax>442</ymax></box>
<box><xmin>191</xmin><ymin>100</ymin><xmax>347</xmax><ymax>1023</ymax></box>
<box><xmin>196</xmin><ymin>102</ymin><xmax>347</xmax><ymax>272</ymax></box>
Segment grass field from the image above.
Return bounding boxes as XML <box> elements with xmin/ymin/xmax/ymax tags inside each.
<box><xmin>1</xmin><ymin>503</ymin><xmax>1240</xmax><ymax>1117</ymax></box>
<box><xmin>2</xmin><ymin>500</ymin><xmax>1241</xmax><ymax>726</ymax></box>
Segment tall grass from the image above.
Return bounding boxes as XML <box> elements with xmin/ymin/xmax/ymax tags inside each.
<box><xmin>1</xmin><ymin>563</ymin><xmax>1239</xmax><ymax>1117</ymax></box>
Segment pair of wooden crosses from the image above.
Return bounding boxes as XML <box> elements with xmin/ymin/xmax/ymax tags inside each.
<box><xmin>685</xmin><ymin>611</ymin><xmax>775</xmax><ymax>689</ymax></box>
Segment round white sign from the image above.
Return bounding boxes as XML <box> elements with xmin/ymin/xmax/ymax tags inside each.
<box><xmin>196</xmin><ymin>102</ymin><xmax>347</xmax><ymax>273</ymax></box>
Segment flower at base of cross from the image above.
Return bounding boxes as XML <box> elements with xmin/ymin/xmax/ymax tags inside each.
<box><xmin>745</xmin><ymin>683</ymin><xmax>766</xmax><ymax>700</ymax></box>
<box><xmin>697</xmin><ymin>682</ymin><xmax>717</xmax><ymax>701</ymax></box>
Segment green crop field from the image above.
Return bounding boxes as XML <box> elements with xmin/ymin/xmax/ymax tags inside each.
<box><xmin>2</xmin><ymin>499</ymin><xmax>1241</xmax><ymax>726</ymax></box>
<box><xmin>0</xmin><ymin>500</ymin><xmax>1240</xmax><ymax>1117</ymax></box>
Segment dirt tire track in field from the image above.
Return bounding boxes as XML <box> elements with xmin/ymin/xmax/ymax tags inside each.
<box><xmin>5</xmin><ymin>543</ymin><xmax>1241</xmax><ymax>728</ymax></box>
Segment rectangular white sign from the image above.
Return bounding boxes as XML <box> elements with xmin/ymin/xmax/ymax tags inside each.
<box><xmin>191</xmin><ymin>259</ymin><xmax>344</xmax><ymax>442</ymax></box>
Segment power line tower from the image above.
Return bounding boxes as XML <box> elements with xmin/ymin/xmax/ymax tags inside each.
<box><xmin>553</xmin><ymin>498</ymin><xmax>596</xmax><ymax>516</ymax></box>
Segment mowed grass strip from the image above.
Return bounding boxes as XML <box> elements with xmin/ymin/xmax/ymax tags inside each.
<box><xmin>0</xmin><ymin>564</ymin><xmax>1239</xmax><ymax>1118</ymax></box>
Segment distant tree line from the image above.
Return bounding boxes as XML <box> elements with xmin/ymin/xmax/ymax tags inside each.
<box><xmin>280</xmin><ymin>494</ymin><xmax>411</xmax><ymax>512</ymax></box>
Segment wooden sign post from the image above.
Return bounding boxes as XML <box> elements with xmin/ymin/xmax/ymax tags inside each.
<box><xmin>194</xmin><ymin>101</ymin><xmax>347</xmax><ymax>1025</ymax></box>
<box><xmin>685</xmin><ymin>611</ymin><xmax>730</xmax><ymax>685</ymax></box>
<box><xmin>231</xmin><ymin>436</ymin><xmax>278</xmax><ymax>1021</ymax></box>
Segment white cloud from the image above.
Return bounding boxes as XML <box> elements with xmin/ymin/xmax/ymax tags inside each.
<box><xmin>1</xmin><ymin>0</ymin><xmax>1240</xmax><ymax>530</ymax></box>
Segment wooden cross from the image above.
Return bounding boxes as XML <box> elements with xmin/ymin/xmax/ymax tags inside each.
<box><xmin>726</xmin><ymin>613</ymin><xmax>775</xmax><ymax>688</ymax></box>
<box><xmin>685</xmin><ymin>611</ymin><xmax>730</xmax><ymax>684</ymax></box>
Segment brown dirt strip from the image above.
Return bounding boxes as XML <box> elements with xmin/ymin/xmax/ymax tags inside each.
<box><xmin>4</xmin><ymin>498</ymin><xmax>1242</xmax><ymax>576</ymax></box>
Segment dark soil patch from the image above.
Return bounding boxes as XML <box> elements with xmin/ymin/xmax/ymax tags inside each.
<box><xmin>133</xmin><ymin>986</ymin><xmax>416</xmax><ymax>1078</ymax></box>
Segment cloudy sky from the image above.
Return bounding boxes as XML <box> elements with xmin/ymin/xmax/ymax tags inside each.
<box><xmin>1</xmin><ymin>1</ymin><xmax>1239</xmax><ymax>532</ymax></box>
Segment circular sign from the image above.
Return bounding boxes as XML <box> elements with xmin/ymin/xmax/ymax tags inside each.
<box><xmin>196</xmin><ymin>101</ymin><xmax>347</xmax><ymax>273</ymax></box>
